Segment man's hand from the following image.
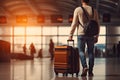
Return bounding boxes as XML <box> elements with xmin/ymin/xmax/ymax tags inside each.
<box><xmin>68</xmin><ymin>36</ymin><xmax>73</xmax><ymax>40</ymax></box>
<box><xmin>94</xmin><ymin>36</ymin><xmax>98</xmax><ymax>43</ymax></box>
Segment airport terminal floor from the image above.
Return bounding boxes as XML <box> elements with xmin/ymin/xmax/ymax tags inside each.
<box><xmin>0</xmin><ymin>57</ymin><xmax>120</xmax><ymax>80</ymax></box>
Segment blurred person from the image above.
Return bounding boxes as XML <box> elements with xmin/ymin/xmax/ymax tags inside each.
<box><xmin>117</xmin><ymin>41</ymin><xmax>120</xmax><ymax>58</ymax></box>
<box><xmin>29</xmin><ymin>43</ymin><xmax>36</xmax><ymax>58</ymax></box>
<box><xmin>37</xmin><ymin>48</ymin><xmax>42</xmax><ymax>58</ymax></box>
<box><xmin>49</xmin><ymin>39</ymin><xmax>54</xmax><ymax>60</ymax></box>
<box><xmin>23</xmin><ymin>44</ymin><xmax>27</xmax><ymax>55</ymax></box>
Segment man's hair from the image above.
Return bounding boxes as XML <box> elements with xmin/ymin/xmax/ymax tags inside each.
<box><xmin>82</xmin><ymin>0</ymin><xmax>89</xmax><ymax>3</ymax></box>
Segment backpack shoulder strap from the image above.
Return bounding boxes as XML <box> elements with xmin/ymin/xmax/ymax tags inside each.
<box><xmin>81</xmin><ymin>6</ymin><xmax>94</xmax><ymax>20</ymax></box>
<box><xmin>78</xmin><ymin>6</ymin><xmax>89</xmax><ymax>28</ymax></box>
<box><xmin>92</xmin><ymin>7</ymin><xmax>94</xmax><ymax>18</ymax></box>
<box><xmin>78</xmin><ymin>6</ymin><xmax>94</xmax><ymax>27</ymax></box>
<box><xmin>81</xmin><ymin>6</ymin><xmax>89</xmax><ymax>20</ymax></box>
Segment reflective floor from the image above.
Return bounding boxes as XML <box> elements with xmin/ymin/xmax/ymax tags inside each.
<box><xmin>0</xmin><ymin>58</ymin><xmax>120</xmax><ymax>80</ymax></box>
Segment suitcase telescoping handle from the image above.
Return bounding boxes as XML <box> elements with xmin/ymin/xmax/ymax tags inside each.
<box><xmin>67</xmin><ymin>40</ymin><xmax>74</xmax><ymax>47</ymax></box>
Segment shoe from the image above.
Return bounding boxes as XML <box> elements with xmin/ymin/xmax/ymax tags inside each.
<box><xmin>88</xmin><ymin>72</ymin><xmax>94</xmax><ymax>77</ymax></box>
<box><xmin>81</xmin><ymin>68</ymin><xmax>88</xmax><ymax>76</ymax></box>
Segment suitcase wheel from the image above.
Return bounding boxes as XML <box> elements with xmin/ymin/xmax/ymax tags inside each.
<box><xmin>76</xmin><ymin>73</ymin><xmax>79</xmax><ymax>77</ymax></box>
<box><xmin>55</xmin><ymin>72</ymin><xmax>58</xmax><ymax>76</ymax></box>
<box><xmin>63</xmin><ymin>73</ymin><xmax>68</xmax><ymax>76</ymax></box>
<box><xmin>71</xmin><ymin>73</ymin><xmax>74</xmax><ymax>77</ymax></box>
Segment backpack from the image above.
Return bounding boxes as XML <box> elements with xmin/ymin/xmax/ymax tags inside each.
<box><xmin>80</xmin><ymin>7</ymin><xmax>99</xmax><ymax>36</ymax></box>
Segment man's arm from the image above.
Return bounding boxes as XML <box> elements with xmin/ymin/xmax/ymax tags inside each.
<box><xmin>69</xmin><ymin>8</ymin><xmax>79</xmax><ymax>40</ymax></box>
<box><xmin>94</xmin><ymin>9</ymin><xmax>100</xmax><ymax>43</ymax></box>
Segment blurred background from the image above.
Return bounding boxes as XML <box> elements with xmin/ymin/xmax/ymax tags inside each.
<box><xmin>0</xmin><ymin>0</ymin><xmax>120</xmax><ymax>58</ymax></box>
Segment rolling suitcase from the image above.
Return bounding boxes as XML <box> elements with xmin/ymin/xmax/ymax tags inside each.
<box><xmin>54</xmin><ymin>40</ymin><xmax>80</xmax><ymax>76</ymax></box>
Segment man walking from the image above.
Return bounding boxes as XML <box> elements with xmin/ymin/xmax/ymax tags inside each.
<box><xmin>69</xmin><ymin>0</ymin><xmax>100</xmax><ymax>76</ymax></box>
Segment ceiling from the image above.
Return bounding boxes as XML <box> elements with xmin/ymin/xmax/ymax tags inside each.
<box><xmin>0</xmin><ymin>0</ymin><xmax>77</xmax><ymax>16</ymax></box>
<box><xmin>0</xmin><ymin>0</ymin><xmax>120</xmax><ymax>26</ymax></box>
<box><xmin>0</xmin><ymin>0</ymin><xmax>120</xmax><ymax>17</ymax></box>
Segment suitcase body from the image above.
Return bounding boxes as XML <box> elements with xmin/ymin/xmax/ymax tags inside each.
<box><xmin>54</xmin><ymin>40</ymin><xmax>80</xmax><ymax>76</ymax></box>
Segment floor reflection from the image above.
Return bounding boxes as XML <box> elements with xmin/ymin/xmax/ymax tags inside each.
<box><xmin>0</xmin><ymin>58</ymin><xmax>120</xmax><ymax>80</ymax></box>
<box><xmin>53</xmin><ymin>76</ymin><xmax>94</xmax><ymax>80</ymax></box>
<box><xmin>0</xmin><ymin>63</ymin><xmax>10</xmax><ymax>80</ymax></box>
<box><xmin>10</xmin><ymin>58</ymin><xmax>54</xmax><ymax>80</ymax></box>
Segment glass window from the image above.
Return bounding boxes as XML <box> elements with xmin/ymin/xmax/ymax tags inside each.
<box><xmin>59</xmin><ymin>26</ymin><xmax>77</xmax><ymax>35</ymax></box>
<box><xmin>0</xmin><ymin>37</ymin><xmax>11</xmax><ymax>42</ymax></box>
<box><xmin>26</xmin><ymin>37</ymin><xmax>41</xmax><ymax>44</ymax></box>
<box><xmin>13</xmin><ymin>37</ymin><xmax>25</xmax><ymax>52</ymax></box>
<box><xmin>14</xmin><ymin>44</ymin><xmax>23</xmax><ymax>53</ymax></box>
<box><xmin>50</xmin><ymin>37</ymin><xmax>58</xmax><ymax>45</ymax></box>
<box><xmin>14</xmin><ymin>37</ymin><xmax>25</xmax><ymax>44</ymax></box>
<box><xmin>0</xmin><ymin>25</ymin><xmax>107</xmax><ymax>53</ymax></box>
<box><xmin>59</xmin><ymin>36</ymin><xmax>69</xmax><ymax>45</ymax></box>
<box><xmin>95</xmin><ymin>26</ymin><xmax>106</xmax><ymax>52</ymax></box>
<box><xmin>42</xmin><ymin>36</ymin><xmax>57</xmax><ymax>45</ymax></box>
<box><xmin>42</xmin><ymin>26</ymin><xmax>57</xmax><ymax>35</ymax></box>
<box><xmin>26</xmin><ymin>27</ymin><xmax>41</xmax><ymax>35</ymax></box>
<box><xmin>98</xmin><ymin>27</ymin><xmax>106</xmax><ymax>44</ymax></box>
<box><xmin>100</xmin><ymin>26</ymin><xmax>106</xmax><ymax>34</ymax></box>
<box><xmin>0</xmin><ymin>27</ymin><xmax>12</xmax><ymax>35</ymax></box>
<box><xmin>14</xmin><ymin>27</ymin><xmax>25</xmax><ymax>35</ymax></box>
<box><xmin>58</xmin><ymin>36</ymin><xmax>77</xmax><ymax>46</ymax></box>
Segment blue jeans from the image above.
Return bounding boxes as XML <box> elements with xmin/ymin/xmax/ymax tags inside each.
<box><xmin>77</xmin><ymin>35</ymin><xmax>95</xmax><ymax>71</ymax></box>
